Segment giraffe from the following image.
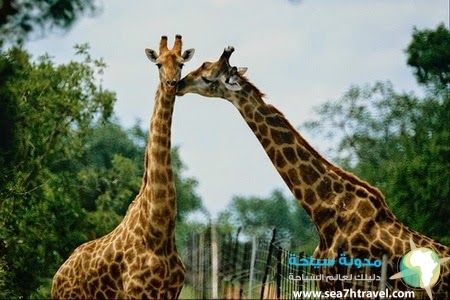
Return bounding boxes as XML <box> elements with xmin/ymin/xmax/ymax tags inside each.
<box><xmin>51</xmin><ymin>35</ymin><xmax>195</xmax><ymax>299</ymax></box>
<box><xmin>176</xmin><ymin>47</ymin><xmax>450</xmax><ymax>299</ymax></box>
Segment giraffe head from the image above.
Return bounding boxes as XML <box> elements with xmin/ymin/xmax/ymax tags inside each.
<box><xmin>145</xmin><ymin>35</ymin><xmax>195</xmax><ymax>94</ymax></box>
<box><xmin>176</xmin><ymin>46</ymin><xmax>248</xmax><ymax>98</ymax></box>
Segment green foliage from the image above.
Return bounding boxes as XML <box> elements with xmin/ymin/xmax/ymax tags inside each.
<box><xmin>0</xmin><ymin>0</ymin><xmax>100</xmax><ymax>46</ymax></box>
<box><xmin>78</xmin><ymin>123</ymin><xmax>206</xmax><ymax>236</ymax></box>
<box><xmin>77</xmin><ymin>122</ymin><xmax>143</xmax><ymax>214</ymax></box>
<box><xmin>0</xmin><ymin>45</ymin><xmax>115</xmax><ymax>298</ymax></box>
<box><xmin>303</xmin><ymin>25</ymin><xmax>450</xmax><ymax>245</ymax></box>
<box><xmin>77</xmin><ymin>121</ymin><xmax>205</xmax><ymax>238</ymax></box>
<box><xmin>303</xmin><ymin>79</ymin><xmax>449</xmax><ymax>244</ymax></box>
<box><xmin>82</xmin><ymin>154</ymin><xmax>141</xmax><ymax>238</ymax></box>
<box><xmin>406</xmin><ymin>24</ymin><xmax>450</xmax><ymax>88</ymax></box>
<box><xmin>217</xmin><ymin>190</ymin><xmax>318</xmax><ymax>253</ymax></box>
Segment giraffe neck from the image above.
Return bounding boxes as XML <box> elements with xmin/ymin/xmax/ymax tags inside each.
<box><xmin>146</xmin><ymin>86</ymin><xmax>175</xmax><ymax>195</ymax></box>
<box><xmin>226</xmin><ymin>84</ymin><xmax>394</xmax><ymax>239</ymax></box>
<box><xmin>136</xmin><ymin>85</ymin><xmax>177</xmax><ymax>242</ymax></box>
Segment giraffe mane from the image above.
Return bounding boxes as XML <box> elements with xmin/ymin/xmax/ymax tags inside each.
<box><xmin>236</xmin><ymin>73</ymin><xmax>266</xmax><ymax>99</ymax></box>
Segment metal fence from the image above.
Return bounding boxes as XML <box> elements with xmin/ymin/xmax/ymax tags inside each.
<box><xmin>182</xmin><ymin>225</ymin><xmax>389</xmax><ymax>299</ymax></box>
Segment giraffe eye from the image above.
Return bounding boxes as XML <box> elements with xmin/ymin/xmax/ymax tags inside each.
<box><xmin>156</xmin><ymin>63</ymin><xmax>162</xmax><ymax>69</ymax></box>
<box><xmin>201</xmin><ymin>76</ymin><xmax>213</xmax><ymax>84</ymax></box>
<box><xmin>179</xmin><ymin>63</ymin><xmax>184</xmax><ymax>69</ymax></box>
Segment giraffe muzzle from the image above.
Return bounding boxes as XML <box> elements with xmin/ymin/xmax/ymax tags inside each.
<box><xmin>166</xmin><ymin>80</ymin><xmax>177</xmax><ymax>87</ymax></box>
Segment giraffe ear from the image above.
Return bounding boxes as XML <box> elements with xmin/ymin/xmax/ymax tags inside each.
<box><xmin>220</xmin><ymin>75</ymin><xmax>242</xmax><ymax>91</ymax></box>
<box><xmin>182</xmin><ymin>48</ymin><xmax>195</xmax><ymax>62</ymax></box>
<box><xmin>237</xmin><ymin>67</ymin><xmax>248</xmax><ymax>75</ymax></box>
<box><xmin>145</xmin><ymin>49</ymin><xmax>158</xmax><ymax>62</ymax></box>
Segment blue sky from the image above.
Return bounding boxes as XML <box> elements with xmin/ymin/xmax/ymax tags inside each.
<box><xmin>27</xmin><ymin>0</ymin><xmax>448</xmax><ymax>217</ymax></box>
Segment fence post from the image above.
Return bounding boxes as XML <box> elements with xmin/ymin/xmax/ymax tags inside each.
<box><xmin>190</xmin><ymin>232</ymin><xmax>198</xmax><ymax>299</ymax></box>
<box><xmin>379</xmin><ymin>254</ymin><xmax>388</xmax><ymax>293</ymax></box>
<box><xmin>211</xmin><ymin>222</ymin><xmax>219</xmax><ymax>299</ymax></box>
<box><xmin>248</xmin><ymin>236</ymin><xmax>257</xmax><ymax>299</ymax></box>
<box><xmin>229</xmin><ymin>227</ymin><xmax>241</xmax><ymax>299</ymax></box>
<box><xmin>198</xmin><ymin>231</ymin><xmax>204</xmax><ymax>299</ymax></box>
<box><xmin>186</xmin><ymin>233</ymin><xmax>193</xmax><ymax>287</ymax></box>
<box><xmin>276</xmin><ymin>246</ymin><xmax>282</xmax><ymax>300</ymax></box>
<box><xmin>260</xmin><ymin>228</ymin><xmax>277</xmax><ymax>300</ymax></box>
<box><xmin>240</xmin><ymin>242</ymin><xmax>250</xmax><ymax>300</ymax></box>
<box><xmin>297</xmin><ymin>251</ymin><xmax>304</xmax><ymax>294</ymax></box>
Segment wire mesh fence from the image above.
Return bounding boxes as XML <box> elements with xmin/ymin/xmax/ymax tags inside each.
<box><xmin>181</xmin><ymin>224</ymin><xmax>390</xmax><ymax>299</ymax></box>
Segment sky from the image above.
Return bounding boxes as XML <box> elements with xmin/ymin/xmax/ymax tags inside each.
<box><xmin>26</xmin><ymin>0</ymin><xmax>448</xmax><ymax>218</ymax></box>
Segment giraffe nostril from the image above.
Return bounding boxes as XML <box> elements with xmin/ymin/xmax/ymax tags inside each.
<box><xmin>166</xmin><ymin>80</ymin><xmax>177</xmax><ymax>87</ymax></box>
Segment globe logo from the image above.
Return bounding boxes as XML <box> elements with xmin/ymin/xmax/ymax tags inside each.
<box><xmin>390</xmin><ymin>238</ymin><xmax>450</xmax><ymax>300</ymax></box>
<box><xmin>399</xmin><ymin>247</ymin><xmax>440</xmax><ymax>289</ymax></box>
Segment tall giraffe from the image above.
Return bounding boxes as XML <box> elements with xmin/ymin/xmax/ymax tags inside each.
<box><xmin>51</xmin><ymin>35</ymin><xmax>194</xmax><ymax>299</ymax></box>
<box><xmin>176</xmin><ymin>47</ymin><xmax>449</xmax><ymax>298</ymax></box>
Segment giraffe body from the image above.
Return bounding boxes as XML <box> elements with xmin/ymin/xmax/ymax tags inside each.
<box><xmin>176</xmin><ymin>47</ymin><xmax>449</xmax><ymax>299</ymax></box>
<box><xmin>51</xmin><ymin>35</ymin><xmax>194</xmax><ymax>299</ymax></box>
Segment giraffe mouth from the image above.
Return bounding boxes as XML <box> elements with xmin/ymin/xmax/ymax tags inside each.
<box><xmin>166</xmin><ymin>85</ymin><xmax>177</xmax><ymax>95</ymax></box>
<box><xmin>175</xmin><ymin>80</ymin><xmax>186</xmax><ymax>96</ymax></box>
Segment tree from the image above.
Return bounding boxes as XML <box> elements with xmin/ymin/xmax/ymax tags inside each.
<box><xmin>0</xmin><ymin>0</ymin><xmax>100</xmax><ymax>46</ymax></box>
<box><xmin>77</xmin><ymin>121</ymin><xmax>206</xmax><ymax>239</ymax></box>
<box><xmin>303</xmin><ymin>79</ymin><xmax>449</xmax><ymax>245</ymax></box>
<box><xmin>217</xmin><ymin>190</ymin><xmax>318</xmax><ymax>252</ymax></box>
<box><xmin>0</xmin><ymin>45</ymin><xmax>115</xmax><ymax>298</ymax></box>
<box><xmin>303</xmin><ymin>25</ymin><xmax>450</xmax><ymax>245</ymax></box>
<box><xmin>406</xmin><ymin>23</ymin><xmax>450</xmax><ymax>88</ymax></box>
<box><xmin>77</xmin><ymin>122</ymin><xmax>143</xmax><ymax>213</ymax></box>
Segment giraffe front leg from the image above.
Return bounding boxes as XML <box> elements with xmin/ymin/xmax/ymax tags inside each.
<box><xmin>167</xmin><ymin>257</ymin><xmax>186</xmax><ymax>299</ymax></box>
<box><xmin>165</xmin><ymin>270</ymin><xmax>185</xmax><ymax>300</ymax></box>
